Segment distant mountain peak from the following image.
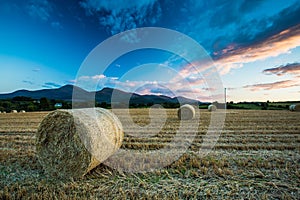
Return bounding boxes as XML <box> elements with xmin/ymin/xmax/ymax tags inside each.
<box><xmin>0</xmin><ymin>85</ymin><xmax>201</xmax><ymax>104</ymax></box>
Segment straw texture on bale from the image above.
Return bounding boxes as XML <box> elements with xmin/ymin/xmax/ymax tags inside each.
<box><xmin>208</xmin><ymin>104</ymin><xmax>217</xmax><ymax>112</ymax></box>
<box><xmin>177</xmin><ymin>104</ymin><xmax>196</xmax><ymax>120</ymax></box>
<box><xmin>36</xmin><ymin>108</ymin><xmax>123</xmax><ymax>179</ymax></box>
<box><xmin>289</xmin><ymin>104</ymin><xmax>300</xmax><ymax>111</ymax></box>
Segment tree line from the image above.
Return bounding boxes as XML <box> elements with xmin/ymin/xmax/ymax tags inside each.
<box><xmin>0</xmin><ymin>97</ymin><xmax>71</xmax><ymax>112</ymax></box>
<box><xmin>0</xmin><ymin>96</ymin><xmax>290</xmax><ymax>112</ymax></box>
<box><xmin>0</xmin><ymin>96</ymin><xmax>183</xmax><ymax>112</ymax></box>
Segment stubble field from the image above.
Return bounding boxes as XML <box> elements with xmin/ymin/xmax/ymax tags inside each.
<box><xmin>0</xmin><ymin>109</ymin><xmax>299</xmax><ymax>199</ymax></box>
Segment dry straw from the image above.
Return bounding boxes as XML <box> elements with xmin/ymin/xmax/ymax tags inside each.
<box><xmin>208</xmin><ymin>104</ymin><xmax>217</xmax><ymax>112</ymax></box>
<box><xmin>36</xmin><ymin>108</ymin><xmax>123</xmax><ymax>179</ymax></box>
<box><xmin>177</xmin><ymin>104</ymin><xmax>196</xmax><ymax>120</ymax></box>
<box><xmin>11</xmin><ymin>110</ymin><xmax>18</xmax><ymax>113</ymax></box>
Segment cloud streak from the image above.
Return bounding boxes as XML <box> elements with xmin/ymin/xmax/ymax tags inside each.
<box><xmin>42</xmin><ymin>82</ymin><xmax>61</xmax><ymax>88</ymax></box>
<box><xmin>263</xmin><ymin>62</ymin><xmax>300</xmax><ymax>76</ymax></box>
<box><xmin>32</xmin><ymin>68</ymin><xmax>40</xmax><ymax>72</ymax></box>
<box><xmin>26</xmin><ymin>0</ymin><xmax>52</xmax><ymax>22</ymax></box>
<box><xmin>243</xmin><ymin>80</ymin><xmax>300</xmax><ymax>91</ymax></box>
<box><xmin>22</xmin><ymin>80</ymin><xmax>34</xmax><ymax>85</ymax></box>
<box><xmin>211</xmin><ymin>24</ymin><xmax>300</xmax><ymax>75</ymax></box>
<box><xmin>76</xmin><ymin>73</ymin><xmax>219</xmax><ymax>102</ymax></box>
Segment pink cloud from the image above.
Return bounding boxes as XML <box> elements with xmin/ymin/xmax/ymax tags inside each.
<box><xmin>177</xmin><ymin>24</ymin><xmax>300</xmax><ymax>80</ymax></box>
<box><xmin>213</xmin><ymin>24</ymin><xmax>300</xmax><ymax>75</ymax></box>
<box><xmin>263</xmin><ymin>62</ymin><xmax>300</xmax><ymax>76</ymax></box>
<box><xmin>243</xmin><ymin>80</ymin><xmax>300</xmax><ymax>91</ymax></box>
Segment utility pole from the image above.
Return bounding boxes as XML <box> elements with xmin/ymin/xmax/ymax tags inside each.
<box><xmin>224</xmin><ymin>88</ymin><xmax>227</xmax><ymax>110</ymax></box>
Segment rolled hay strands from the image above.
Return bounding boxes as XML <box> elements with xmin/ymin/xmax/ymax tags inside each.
<box><xmin>208</xmin><ymin>104</ymin><xmax>217</xmax><ymax>112</ymax></box>
<box><xmin>36</xmin><ymin>108</ymin><xmax>123</xmax><ymax>179</ymax></box>
<box><xmin>289</xmin><ymin>104</ymin><xmax>300</xmax><ymax>112</ymax></box>
<box><xmin>177</xmin><ymin>104</ymin><xmax>196</xmax><ymax>120</ymax></box>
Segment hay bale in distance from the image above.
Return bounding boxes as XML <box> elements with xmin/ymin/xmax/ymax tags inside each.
<box><xmin>289</xmin><ymin>104</ymin><xmax>300</xmax><ymax>112</ymax></box>
<box><xmin>289</xmin><ymin>105</ymin><xmax>295</xmax><ymax>111</ymax></box>
<box><xmin>36</xmin><ymin>108</ymin><xmax>123</xmax><ymax>179</ymax></box>
<box><xmin>20</xmin><ymin>110</ymin><xmax>26</xmax><ymax>113</ymax></box>
<box><xmin>11</xmin><ymin>110</ymin><xmax>17</xmax><ymax>113</ymax></box>
<box><xmin>208</xmin><ymin>104</ymin><xmax>217</xmax><ymax>112</ymax></box>
<box><xmin>177</xmin><ymin>104</ymin><xmax>196</xmax><ymax>120</ymax></box>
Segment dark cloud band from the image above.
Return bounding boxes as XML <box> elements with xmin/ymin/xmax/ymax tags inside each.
<box><xmin>263</xmin><ymin>63</ymin><xmax>300</xmax><ymax>76</ymax></box>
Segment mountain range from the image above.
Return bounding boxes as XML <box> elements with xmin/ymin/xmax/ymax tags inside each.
<box><xmin>0</xmin><ymin>85</ymin><xmax>200</xmax><ymax>105</ymax></box>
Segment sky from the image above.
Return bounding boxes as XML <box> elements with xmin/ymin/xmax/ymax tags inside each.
<box><xmin>1</xmin><ymin>0</ymin><xmax>300</xmax><ymax>102</ymax></box>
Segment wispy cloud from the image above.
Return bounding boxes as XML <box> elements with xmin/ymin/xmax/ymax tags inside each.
<box><xmin>26</xmin><ymin>0</ymin><xmax>63</xmax><ymax>30</ymax></box>
<box><xmin>176</xmin><ymin>1</ymin><xmax>300</xmax><ymax>55</ymax></box>
<box><xmin>74</xmin><ymin>24</ymin><xmax>300</xmax><ymax>100</ymax></box>
<box><xmin>22</xmin><ymin>80</ymin><xmax>34</xmax><ymax>85</ymax></box>
<box><xmin>26</xmin><ymin>0</ymin><xmax>52</xmax><ymax>22</ymax></box>
<box><xmin>42</xmin><ymin>82</ymin><xmax>61</xmax><ymax>88</ymax></box>
<box><xmin>169</xmin><ymin>27</ymin><xmax>300</xmax><ymax>96</ymax></box>
<box><xmin>51</xmin><ymin>21</ymin><xmax>63</xmax><ymax>30</ymax></box>
<box><xmin>243</xmin><ymin>80</ymin><xmax>300</xmax><ymax>91</ymax></box>
<box><xmin>171</xmin><ymin>1</ymin><xmax>300</xmax><ymax>76</ymax></box>
<box><xmin>77</xmin><ymin>74</ymin><xmax>152</xmax><ymax>92</ymax></box>
<box><xmin>263</xmin><ymin>62</ymin><xmax>300</xmax><ymax>76</ymax></box>
<box><xmin>213</xmin><ymin>24</ymin><xmax>300</xmax><ymax>75</ymax></box>
<box><xmin>32</xmin><ymin>68</ymin><xmax>40</xmax><ymax>72</ymax></box>
<box><xmin>80</xmin><ymin>0</ymin><xmax>162</xmax><ymax>36</ymax></box>
<box><xmin>76</xmin><ymin>74</ymin><xmax>215</xmax><ymax>101</ymax></box>
<box><xmin>66</xmin><ymin>80</ymin><xmax>77</xmax><ymax>85</ymax></box>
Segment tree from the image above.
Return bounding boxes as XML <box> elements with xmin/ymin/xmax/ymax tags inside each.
<box><xmin>261</xmin><ymin>102</ymin><xmax>268</xmax><ymax>110</ymax></box>
<box><xmin>27</xmin><ymin>103</ymin><xmax>37</xmax><ymax>111</ymax></box>
<box><xmin>40</xmin><ymin>97</ymin><xmax>50</xmax><ymax>111</ymax></box>
<box><xmin>12</xmin><ymin>96</ymin><xmax>33</xmax><ymax>101</ymax></box>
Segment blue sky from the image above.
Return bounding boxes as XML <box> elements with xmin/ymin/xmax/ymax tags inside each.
<box><xmin>1</xmin><ymin>0</ymin><xmax>300</xmax><ymax>102</ymax></box>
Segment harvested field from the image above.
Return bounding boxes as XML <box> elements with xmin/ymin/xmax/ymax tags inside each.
<box><xmin>0</xmin><ymin>109</ymin><xmax>299</xmax><ymax>199</ymax></box>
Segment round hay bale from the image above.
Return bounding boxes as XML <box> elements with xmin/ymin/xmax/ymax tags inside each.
<box><xmin>20</xmin><ymin>110</ymin><xmax>26</xmax><ymax>113</ymax></box>
<box><xmin>11</xmin><ymin>110</ymin><xmax>17</xmax><ymax>113</ymax></box>
<box><xmin>289</xmin><ymin>104</ymin><xmax>295</xmax><ymax>111</ymax></box>
<box><xmin>208</xmin><ymin>104</ymin><xmax>217</xmax><ymax>112</ymax></box>
<box><xmin>289</xmin><ymin>104</ymin><xmax>300</xmax><ymax>112</ymax></box>
<box><xmin>177</xmin><ymin>104</ymin><xmax>195</xmax><ymax>120</ymax></box>
<box><xmin>2</xmin><ymin>111</ymin><xmax>6</xmax><ymax>114</ymax></box>
<box><xmin>36</xmin><ymin>108</ymin><xmax>123</xmax><ymax>179</ymax></box>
